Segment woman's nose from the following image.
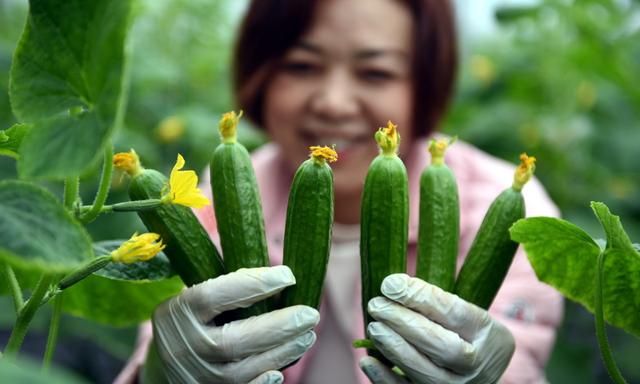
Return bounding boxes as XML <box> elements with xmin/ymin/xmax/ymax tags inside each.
<box><xmin>309</xmin><ymin>70</ymin><xmax>359</xmax><ymax>120</ymax></box>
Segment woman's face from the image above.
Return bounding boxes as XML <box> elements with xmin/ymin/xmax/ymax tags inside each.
<box><xmin>263</xmin><ymin>0</ymin><xmax>414</xmax><ymax>200</ymax></box>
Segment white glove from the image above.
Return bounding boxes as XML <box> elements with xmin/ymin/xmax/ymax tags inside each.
<box><xmin>151</xmin><ymin>266</ymin><xmax>319</xmax><ymax>384</ymax></box>
<box><xmin>360</xmin><ymin>273</ymin><xmax>515</xmax><ymax>384</ymax></box>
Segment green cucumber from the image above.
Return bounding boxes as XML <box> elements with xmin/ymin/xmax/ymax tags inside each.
<box><xmin>210</xmin><ymin>111</ymin><xmax>270</xmax><ymax>318</ymax></box>
<box><xmin>280</xmin><ymin>146</ymin><xmax>336</xmax><ymax>310</ymax></box>
<box><xmin>416</xmin><ymin>137</ymin><xmax>459</xmax><ymax>291</ymax></box>
<box><xmin>361</xmin><ymin>122</ymin><xmax>408</xmax><ymax>362</ymax></box>
<box><xmin>454</xmin><ymin>153</ymin><xmax>536</xmax><ymax>308</ymax></box>
<box><xmin>118</xmin><ymin>153</ymin><xmax>225</xmax><ymax>287</ymax></box>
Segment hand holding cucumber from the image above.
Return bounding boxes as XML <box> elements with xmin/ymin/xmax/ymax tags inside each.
<box><xmin>360</xmin><ymin>274</ymin><xmax>515</xmax><ymax>384</ymax></box>
<box><xmin>148</xmin><ymin>266</ymin><xmax>319</xmax><ymax>384</ymax></box>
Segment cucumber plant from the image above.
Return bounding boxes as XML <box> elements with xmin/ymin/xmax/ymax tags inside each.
<box><xmin>0</xmin><ymin>0</ymin><xmax>187</xmax><ymax>369</ymax></box>
<box><xmin>117</xmin><ymin>151</ymin><xmax>226</xmax><ymax>286</ymax></box>
<box><xmin>511</xmin><ymin>202</ymin><xmax>640</xmax><ymax>384</ymax></box>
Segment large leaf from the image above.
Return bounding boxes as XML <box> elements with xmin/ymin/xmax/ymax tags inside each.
<box><xmin>510</xmin><ymin>217</ymin><xmax>601</xmax><ymax>306</ymax></box>
<box><xmin>590</xmin><ymin>202</ymin><xmax>640</xmax><ymax>337</ymax></box>
<box><xmin>0</xmin><ymin>123</ymin><xmax>30</xmax><ymax>158</ymax></box>
<box><xmin>10</xmin><ymin>0</ymin><xmax>133</xmax><ymax>179</ymax></box>
<box><xmin>0</xmin><ymin>357</ymin><xmax>87</xmax><ymax>384</ymax></box>
<box><xmin>61</xmin><ymin>240</ymin><xmax>184</xmax><ymax>326</ymax></box>
<box><xmin>510</xmin><ymin>202</ymin><xmax>640</xmax><ymax>337</ymax></box>
<box><xmin>0</xmin><ymin>180</ymin><xmax>93</xmax><ymax>272</ymax></box>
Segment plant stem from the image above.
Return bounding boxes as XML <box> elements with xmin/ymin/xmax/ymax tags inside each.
<box><xmin>595</xmin><ymin>251</ymin><xmax>627</xmax><ymax>384</ymax></box>
<box><xmin>2</xmin><ymin>264</ymin><xmax>24</xmax><ymax>313</ymax></box>
<box><xmin>43</xmin><ymin>294</ymin><xmax>63</xmax><ymax>371</ymax></box>
<box><xmin>80</xmin><ymin>144</ymin><xmax>114</xmax><ymax>224</ymax></box>
<box><xmin>63</xmin><ymin>177</ymin><xmax>80</xmax><ymax>210</ymax></box>
<box><xmin>4</xmin><ymin>274</ymin><xmax>54</xmax><ymax>356</ymax></box>
<box><xmin>352</xmin><ymin>338</ymin><xmax>376</xmax><ymax>349</ymax></box>
<box><xmin>79</xmin><ymin>199</ymin><xmax>163</xmax><ymax>214</ymax></box>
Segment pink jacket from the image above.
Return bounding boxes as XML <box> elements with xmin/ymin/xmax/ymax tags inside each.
<box><xmin>116</xmin><ymin>137</ymin><xmax>563</xmax><ymax>384</ymax></box>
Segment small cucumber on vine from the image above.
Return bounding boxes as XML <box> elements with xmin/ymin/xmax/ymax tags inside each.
<box><xmin>210</xmin><ymin>111</ymin><xmax>271</xmax><ymax>318</ymax></box>
<box><xmin>454</xmin><ymin>153</ymin><xmax>536</xmax><ymax>309</ymax></box>
<box><xmin>360</xmin><ymin>121</ymin><xmax>408</xmax><ymax>362</ymax></box>
<box><xmin>416</xmin><ymin>137</ymin><xmax>459</xmax><ymax>292</ymax></box>
<box><xmin>280</xmin><ymin>146</ymin><xmax>337</xmax><ymax>310</ymax></box>
<box><xmin>114</xmin><ymin>151</ymin><xmax>225</xmax><ymax>287</ymax></box>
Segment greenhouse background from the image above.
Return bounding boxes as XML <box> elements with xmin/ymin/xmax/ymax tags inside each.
<box><xmin>0</xmin><ymin>0</ymin><xmax>639</xmax><ymax>382</ymax></box>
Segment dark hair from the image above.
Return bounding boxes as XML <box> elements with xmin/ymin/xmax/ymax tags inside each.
<box><xmin>233</xmin><ymin>0</ymin><xmax>458</xmax><ymax>138</ymax></box>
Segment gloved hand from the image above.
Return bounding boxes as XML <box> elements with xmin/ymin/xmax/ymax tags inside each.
<box><xmin>359</xmin><ymin>273</ymin><xmax>515</xmax><ymax>384</ymax></box>
<box><xmin>148</xmin><ymin>265</ymin><xmax>319</xmax><ymax>384</ymax></box>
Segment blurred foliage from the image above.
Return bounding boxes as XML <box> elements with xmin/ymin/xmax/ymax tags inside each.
<box><xmin>444</xmin><ymin>0</ymin><xmax>640</xmax><ymax>382</ymax></box>
<box><xmin>116</xmin><ymin>0</ymin><xmax>264</xmax><ymax>176</ymax></box>
<box><xmin>1</xmin><ymin>0</ymin><xmax>639</xmax><ymax>382</ymax></box>
<box><xmin>446</xmin><ymin>0</ymin><xmax>640</xmax><ymax>241</ymax></box>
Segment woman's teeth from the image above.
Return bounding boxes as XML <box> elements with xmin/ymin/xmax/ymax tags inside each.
<box><xmin>328</xmin><ymin>138</ymin><xmax>351</xmax><ymax>151</ymax></box>
<box><xmin>301</xmin><ymin>130</ymin><xmax>369</xmax><ymax>152</ymax></box>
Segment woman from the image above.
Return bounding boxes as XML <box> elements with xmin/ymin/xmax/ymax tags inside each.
<box><xmin>117</xmin><ymin>0</ymin><xmax>563</xmax><ymax>383</ymax></box>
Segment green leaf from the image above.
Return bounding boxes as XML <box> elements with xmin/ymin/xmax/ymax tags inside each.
<box><xmin>510</xmin><ymin>217</ymin><xmax>601</xmax><ymax>307</ymax></box>
<box><xmin>590</xmin><ymin>202</ymin><xmax>640</xmax><ymax>338</ymax></box>
<box><xmin>0</xmin><ymin>357</ymin><xmax>88</xmax><ymax>384</ymax></box>
<box><xmin>591</xmin><ymin>202</ymin><xmax>636</xmax><ymax>252</ymax></box>
<box><xmin>61</xmin><ymin>240</ymin><xmax>183</xmax><ymax>326</ymax></box>
<box><xmin>18</xmin><ymin>113</ymin><xmax>110</xmax><ymax>178</ymax></box>
<box><xmin>0</xmin><ymin>180</ymin><xmax>93</xmax><ymax>273</ymax></box>
<box><xmin>0</xmin><ymin>123</ymin><xmax>30</xmax><ymax>158</ymax></box>
<box><xmin>510</xmin><ymin>204</ymin><xmax>640</xmax><ymax>338</ymax></box>
<box><xmin>9</xmin><ymin>0</ymin><xmax>133</xmax><ymax>179</ymax></box>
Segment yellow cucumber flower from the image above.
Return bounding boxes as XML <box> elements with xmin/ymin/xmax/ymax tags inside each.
<box><xmin>111</xmin><ymin>233</ymin><xmax>165</xmax><ymax>264</ymax></box>
<box><xmin>513</xmin><ymin>153</ymin><xmax>536</xmax><ymax>191</ymax></box>
<box><xmin>309</xmin><ymin>145</ymin><xmax>338</xmax><ymax>164</ymax></box>
<box><xmin>219</xmin><ymin>110</ymin><xmax>243</xmax><ymax>143</ymax></box>
<box><xmin>375</xmin><ymin>121</ymin><xmax>400</xmax><ymax>155</ymax></box>
<box><xmin>428</xmin><ymin>136</ymin><xmax>457</xmax><ymax>165</ymax></box>
<box><xmin>162</xmin><ymin>153</ymin><xmax>210</xmax><ymax>208</ymax></box>
<box><xmin>113</xmin><ymin>149</ymin><xmax>142</xmax><ymax>176</ymax></box>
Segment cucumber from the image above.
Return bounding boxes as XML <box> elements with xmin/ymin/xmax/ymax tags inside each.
<box><xmin>115</xmin><ymin>151</ymin><xmax>225</xmax><ymax>286</ymax></box>
<box><xmin>210</xmin><ymin>111</ymin><xmax>270</xmax><ymax>318</ymax></box>
<box><xmin>361</xmin><ymin>122</ymin><xmax>408</xmax><ymax>362</ymax></box>
<box><xmin>280</xmin><ymin>146</ymin><xmax>336</xmax><ymax>310</ymax></box>
<box><xmin>454</xmin><ymin>153</ymin><xmax>536</xmax><ymax>309</ymax></box>
<box><xmin>416</xmin><ymin>137</ymin><xmax>459</xmax><ymax>291</ymax></box>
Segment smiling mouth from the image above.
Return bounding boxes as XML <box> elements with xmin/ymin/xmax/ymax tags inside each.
<box><xmin>300</xmin><ymin>130</ymin><xmax>371</xmax><ymax>152</ymax></box>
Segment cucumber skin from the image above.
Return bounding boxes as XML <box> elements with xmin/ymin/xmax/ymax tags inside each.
<box><xmin>361</xmin><ymin>155</ymin><xmax>408</xmax><ymax>360</ymax></box>
<box><xmin>454</xmin><ymin>187</ymin><xmax>525</xmax><ymax>309</ymax></box>
<box><xmin>280</xmin><ymin>159</ymin><xmax>334</xmax><ymax>310</ymax></box>
<box><xmin>129</xmin><ymin>169</ymin><xmax>225</xmax><ymax>286</ymax></box>
<box><xmin>416</xmin><ymin>164</ymin><xmax>460</xmax><ymax>292</ymax></box>
<box><xmin>210</xmin><ymin>142</ymin><xmax>270</xmax><ymax>317</ymax></box>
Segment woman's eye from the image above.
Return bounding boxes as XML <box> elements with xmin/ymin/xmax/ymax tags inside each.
<box><xmin>281</xmin><ymin>61</ymin><xmax>318</xmax><ymax>75</ymax></box>
<box><xmin>359</xmin><ymin>69</ymin><xmax>395</xmax><ymax>82</ymax></box>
